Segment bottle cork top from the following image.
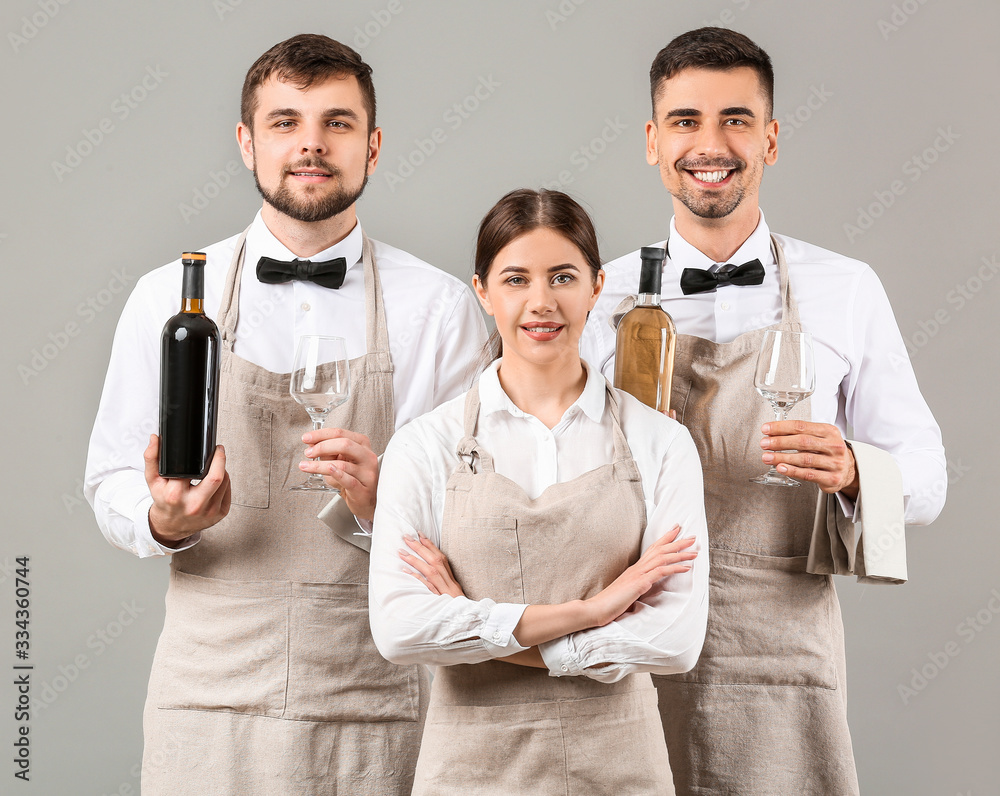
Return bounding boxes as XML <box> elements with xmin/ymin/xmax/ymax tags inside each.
<box><xmin>638</xmin><ymin>247</ymin><xmax>666</xmax><ymax>295</ymax></box>
<box><xmin>181</xmin><ymin>252</ymin><xmax>207</xmax><ymax>265</ymax></box>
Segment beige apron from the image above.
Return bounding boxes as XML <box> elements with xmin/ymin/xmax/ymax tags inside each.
<box><xmin>142</xmin><ymin>228</ymin><xmax>429</xmax><ymax>795</ymax></box>
<box><xmin>653</xmin><ymin>239</ymin><xmax>859</xmax><ymax>795</ymax></box>
<box><xmin>411</xmin><ymin>380</ymin><xmax>675</xmax><ymax>796</ymax></box>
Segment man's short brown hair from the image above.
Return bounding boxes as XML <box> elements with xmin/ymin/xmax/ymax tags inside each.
<box><xmin>649</xmin><ymin>27</ymin><xmax>774</xmax><ymax>119</ymax></box>
<box><xmin>241</xmin><ymin>34</ymin><xmax>376</xmax><ymax>134</ymax></box>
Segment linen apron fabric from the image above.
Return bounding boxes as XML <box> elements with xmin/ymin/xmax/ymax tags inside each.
<box><xmin>411</xmin><ymin>381</ymin><xmax>675</xmax><ymax>796</ymax></box>
<box><xmin>142</xmin><ymin>228</ymin><xmax>429</xmax><ymax>795</ymax></box>
<box><xmin>652</xmin><ymin>238</ymin><xmax>859</xmax><ymax>795</ymax></box>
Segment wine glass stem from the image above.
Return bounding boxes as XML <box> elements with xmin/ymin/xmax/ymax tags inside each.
<box><xmin>308</xmin><ymin>417</ymin><xmax>325</xmax><ymax>484</ymax></box>
<box><xmin>769</xmin><ymin>405</ymin><xmax>791</xmax><ymax>477</ymax></box>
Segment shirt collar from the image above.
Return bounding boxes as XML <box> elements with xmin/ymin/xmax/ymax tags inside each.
<box><xmin>478</xmin><ymin>359</ymin><xmax>607</xmax><ymax>424</ymax></box>
<box><xmin>246</xmin><ymin>210</ymin><xmax>364</xmax><ymax>271</ymax></box>
<box><xmin>666</xmin><ymin>209</ymin><xmax>773</xmax><ymax>276</ymax></box>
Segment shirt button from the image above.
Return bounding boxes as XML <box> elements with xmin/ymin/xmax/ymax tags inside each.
<box><xmin>720</xmin><ymin>301</ymin><xmax>731</xmax><ymax>311</ymax></box>
<box><xmin>561</xmin><ymin>664</ymin><xmax>569</xmax><ymax>672</ymax></box>
<box><xmin>492</xmin><ymin>631</ymin><xmax>502</xmax><ymax>643</ymax></box>
<box><xmin>301</xmin><ymin>302</ymin><xmax>311</xmax><ymax>312</ymax></box>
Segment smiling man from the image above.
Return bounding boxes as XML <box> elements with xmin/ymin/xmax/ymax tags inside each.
<box><xmin>85</xmin><ymin>34</ymin><xmax>485</xmax><ymax>795</ymax></box>
<box><xmin>581</xmin><ymin>27</ymin><xmax>946</xmax><ymax>794</ymax></box>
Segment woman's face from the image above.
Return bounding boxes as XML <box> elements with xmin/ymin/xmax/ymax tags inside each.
<box><xmin>474</xmin><ymin>227</ymin><xmax>604</xmax><ymax>370</ymax></box>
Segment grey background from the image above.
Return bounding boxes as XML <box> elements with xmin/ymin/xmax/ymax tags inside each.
<box><xmin>1</xmin><ymin>0</ymin><xmax>996</xmax><ymax>793</ymax></box>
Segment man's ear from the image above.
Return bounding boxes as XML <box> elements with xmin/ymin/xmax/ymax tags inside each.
<box><xmin>237</xmin><ymin>122</ymin><xmax>254</xmax><ymax>170</ymax></box>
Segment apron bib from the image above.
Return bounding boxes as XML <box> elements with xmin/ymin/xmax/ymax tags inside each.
<box><xmin>654</xmin><ymin>239</ymin><xmax>859</xmax><ymax>795</ymax></box>
<box><xmin>142</xmin><ymin>228</ymin><xmax>429</xmax><ymax>795</ymax></box>
<box><xmin>412</xmin><ymin>381</ymin><xmax>675</xmax><ymax>796</ymax></box>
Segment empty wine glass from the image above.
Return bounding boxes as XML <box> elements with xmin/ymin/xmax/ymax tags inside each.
<box><xmin>751</xmin><ymin>330</ymin><xmax>816</xmax><ymax>487</ymax></box>
<box><xmin>289</xmin><ymin>335</ymin><xmax>350</xmax><ymax>492</ymax></box>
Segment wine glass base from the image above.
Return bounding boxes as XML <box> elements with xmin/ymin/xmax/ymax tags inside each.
<box><xmin>289</xmin><ymin>482</ymin><xmax>341</xmax><ymax>494</ymax></box>
<box><xmin>750</xmin><ymin>472</ymin><xmax>801</xmax><ymax>487</ymax></box>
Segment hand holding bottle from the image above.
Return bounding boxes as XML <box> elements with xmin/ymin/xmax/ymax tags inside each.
<box><xmin>144</xmin><ymin>434</ymin><xmax>231</xmax><ymax>546</ymax></box>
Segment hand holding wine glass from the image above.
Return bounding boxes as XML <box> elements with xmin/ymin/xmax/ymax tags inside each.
<box><xmin>289</xmin><ymin>335</ymin><xmax>351</xmax><ymax>492</ymax></box>
<box><xmin>751</xmin><ymin>330</ymin><xmax>816</xmax><ymax>487</ymax></box>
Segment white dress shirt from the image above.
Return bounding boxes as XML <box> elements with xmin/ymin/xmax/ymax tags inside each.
<box><xmin>580</xmin><ymin>212</ymin><xmax>947</xmax><ymax>526</ymax></box>
<box><xmin>369</xmin><ymin>360</ymin><xmax>709</xmax><ymax>683</ymax></box>
<box><xmin>85</xmin><ymin>211</ymin><xmax>487</xmax><ymax>558</ymax></box>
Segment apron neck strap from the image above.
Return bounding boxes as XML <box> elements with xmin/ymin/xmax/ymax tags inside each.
<box><xmin>771</xmin><ymin>235</ymin><xmax>802</xmax><ymax>330</ymax></box>
<box><xmin>455</xmin><ymin>373</ymin><xmax>638</xmax><ymax>480</ymax></box>
<box><xmin>218</xmin><ymin>226</ymin><xmax>251</xmax><ymax>350</ymax></box>
<box><xmin>456</xmin><ymin>382</ymin><xmax>494</xmax><ymax>473</ymax></box>
<box><xmin>601</xmin><ymin>379</ymin><xmax>635</xmax><ymax>467</ymax></box>
<box><xmin>359</xmin><ymin>231</ymin><xmax>389</xmax><ymax>355</ymax></box>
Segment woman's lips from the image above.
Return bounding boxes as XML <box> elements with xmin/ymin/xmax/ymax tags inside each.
<box><xmin>520</xmin><ymin>323</ymin><xmax>564</xmax><ymax>341</ymax></box>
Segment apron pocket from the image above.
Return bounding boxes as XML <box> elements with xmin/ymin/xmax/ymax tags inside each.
<box><xmin>153</xmin><ymin>571</ymin><xmax>287</xmax><ymax>716</ymax></box>
<box><xmin>217</xmin><ymin>402</ymin><xmax>271</xmax><ymax>508</ymax></box>
<box><xmin>677</xmin><ymin>548</ymin><xmax>838</xmax><ymax>689</ymax></box>
<box><xmin>284</xmin><ymin>582</ymin><xmax>419</xmax><ymax>723</ymax></box>
<box><xmin>442</xmin><ymin>517</ymin><xmax>524</xmax><ymax>604</ymax></box>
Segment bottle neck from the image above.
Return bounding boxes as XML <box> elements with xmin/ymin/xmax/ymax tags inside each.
<box><xmin>181</xmin><ymin>263</ymin><xmax>205</xmax><ymax>314</ymax></box>
<box><xmin>636</xmin><ymin>292</ymin><xmax>661</xmax><ymax>307</ymax></box>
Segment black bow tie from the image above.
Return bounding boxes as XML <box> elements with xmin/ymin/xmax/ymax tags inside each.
<box><xmin>256</xmin><ymin>256</ymin><xmax>347</xmax><ymax>289</ymax></box>
<box><xmin>679</xmin><ymin>259</ymin><xmax>765</xmax><ymax>295</ymax></box>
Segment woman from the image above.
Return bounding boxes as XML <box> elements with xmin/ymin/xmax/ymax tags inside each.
<box><xmin>369</xmin><ymin>189</ymin><xmax>709</xmax><ymax>795</ymax></box>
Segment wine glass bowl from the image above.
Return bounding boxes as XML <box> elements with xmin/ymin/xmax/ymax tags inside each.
<box><xmin>289</xmin><ymin>335</ymin><xmax>350</xmax><ymax>492</ymax></box>
<box><xmin>751</xmin><ymin>330</ymin><xmax>816</xmax><ymax>487</ymax></box>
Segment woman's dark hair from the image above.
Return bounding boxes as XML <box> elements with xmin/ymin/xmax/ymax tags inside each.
<box><xmin>649</xmin><ymin>27</ymin><xmax>774</xmax><ymax>119</ymax></box>
<box><xmin>474</xmin><ymin>189</ymin><xmax>602</xmax><ymax>363</ymax></box>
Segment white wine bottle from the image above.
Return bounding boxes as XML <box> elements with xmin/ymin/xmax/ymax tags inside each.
<box><xmin>159</xmin><ymin>252</ymin><xmax>221</xmax><ymax>478</ymax></box>
<box><xmin>614</xmin><ymin>246</ymin><xmax>676</xmax><ymax>413</ymax></box>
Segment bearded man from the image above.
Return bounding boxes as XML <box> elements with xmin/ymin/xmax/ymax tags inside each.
<box><xmin>85</xmin><ymin>34</ymin><xmax>485</xmax><ymax>795</ymax></box>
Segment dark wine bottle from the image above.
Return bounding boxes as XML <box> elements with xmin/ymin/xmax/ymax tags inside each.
<box><xmin>614</xmin><ymin>246</ymin><xmax>677</xmax><ymax>413</ymax></box>
<box><xmin>159</xmin><ymin>252</ymin><xmax>221</xmax><ymax>478</ymax></box>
